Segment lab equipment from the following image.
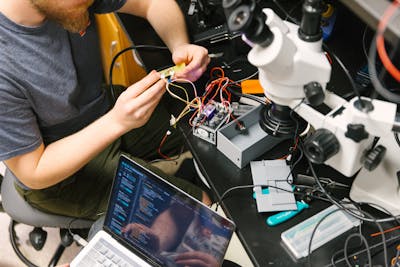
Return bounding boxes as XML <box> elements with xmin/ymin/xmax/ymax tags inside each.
<box><xmin>217</xmin><ymin>105</ymin><xmax>284</xmax><ymax>168</ymax></box>
<box><xmin>280</xmin><ymin>202</ymin><xmax>361</xmax><ymax>259</ymax></box>
<box><xmin>250</xmin><ymin>160</ymin><xmax>297</xmax><ymax>213</ymax></box>
<box><xmin>222</xmin><ymin>0</ymin><xmax>400</xmax><ymax>215</ymax></box>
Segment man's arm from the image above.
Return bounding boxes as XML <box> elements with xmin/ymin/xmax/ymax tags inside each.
<box><xmin>118</xmin><ymin>0</ymin><xmax>210</xmax><ymax>81</ymax></box>
<box><xmin>5</xmin><ymin>0</ymin><xmax>210</xmax><ymax>195</ymax></box>
<box><xmin>117</xmin><ymin>0</ymin><xmax>189</xmax><ymax>52</ymax></box>
<box><xmin>5</xmin><ymin>72</ymin><xmax>165</xmax><ymax>189</ymax></box>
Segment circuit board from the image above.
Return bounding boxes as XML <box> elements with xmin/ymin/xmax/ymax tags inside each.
<box><xmin>192</xmin><ymin>102</ymin><xmax>230</xmax><ymax>145</ymax></box>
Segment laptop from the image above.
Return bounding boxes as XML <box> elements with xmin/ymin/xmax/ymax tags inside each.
<box><xmin>71</xmin><ymin>154</ymin><xmax>235</xmax><ymax>267</ymax></box>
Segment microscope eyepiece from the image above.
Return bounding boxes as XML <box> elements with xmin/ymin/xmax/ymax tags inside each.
<box><xmin>223</xmin><ymin>0</ymin><xmax>274</xmax><ymax>47</ymax></box>
<box><xmin>298</xmin><ymin>0</ymin><xmax>323</xmax><ymax>42</ymax></box>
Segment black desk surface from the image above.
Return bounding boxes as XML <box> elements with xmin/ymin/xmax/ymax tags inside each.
<box><xmin>117</xmin><ymin>2</ymin><xmax>400</xmax><ymax>266</ymax></box>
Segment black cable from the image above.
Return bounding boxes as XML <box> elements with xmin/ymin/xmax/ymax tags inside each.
<box><xmin>362</xmin><ymin>25</ymin><xmax>370</xmax><ymax>61</ymax></box>
<box><xmin>330</xmin><ymin>249</ymin><xmax>343</xmax><ymax>267</ymax></box>
<box><xmin>286</xmin><ymin>99</ymin><xmax>306</xmax><ymax>183</ymax></box>
<box><xmin>9</xmin><ymin>220</ymin><xmax>39</xmax><ymax>267</ymax></box>
<box><xmin>109</xmin><ymin>45</ymin><xmax>169</xmax><ymax>101</ymax></box>
<box><xmin>214</xmin><ymin>180</ymin><xmax>333</xmax><ymax>212</ymax></box>
<box><xmin>272</xmin><ymin>0</ymin><xmax>301</xmax><ymax>24</ymax></box>
<box><xmin>393</xmin><ymin>247</ymin><xmax>400</xmax><ymax>267</ymax></box>
<box><xmin>353</xmin><ymin>200</ymin><xmax>400</xmax><ymax>227</ymax></box>
<box><xmin>306</xmin><ymin>148</ymin><xmax>400</xmax><ymax>224</ymax></box>
<box><xmin>370</xmin><ymin>236</ymin><xmax>400</xmax><ymax>262</ymax></box>
<box><xmin>67</xmin><ymin>217</ymin><xmax>79</xmax><ymax>237</ymax></box>
<box><xmin>215</xmin><ymin>183</ymin><xmax>308</xmax><ymax>211</ymax></box>
<box><xmin>368</xmin><ymin>36</ymin><xmax>400</xmax><ymax>103</ymax></box>
<box><xmin>214</xmin><ymin>184</ymin><xmax>294</xmax><ymax>211</ymax></box>
<box><xmin>322</xmin><ymin>44</ymin><xmax>365</xmax><ymax>108</ymax></box>
<box><xmin>307</xmin><ymin>206</ymin><xmax>387</xmax><ymax>267</ymax></box>
<box><xmin>304</xmin><ymin>152</ymin><xmax>391</xmax><ymax>266</ymax></box>
<box><xmin>286</xmin><ymin>146</ymin><xmax>304</xmax><ymax>184</ymax></box>
<box><xmin>307</xmin><ymin>206</ymin><xmax>357</xmax><ymax>267</ymax></box>
<box><xmin>343</xmin><ymin>233</ymin><xmax>372</xmax><ymax>267</ymax></box>
<box><xmin>361</xmin><ymin>23</ymin><xmax>400</xmax><ymax>100</ymax></box>
<box><xmin>325</xmin><ymin>234</ymin><xmax>400</xmax><ymax>267</ymax></box>
<box><xmin>307</xmin><ymin>207</ymin><xmax>344</xmax><ymax>267</ymax></box>
<box><xmin>226</xmin><ymin>85</ymin><xmax>267</xmax><ymax>105</ymax></box>
<box><xmin>239</xmin><ymin>93</ymin><xmax>267</xmax><ymax>105</ymax></box>
<box><xmin>395</xmin><ymin>133</ymin><xmax>400</xmax><ymax>148</ymax></box>
<box><xmin>214</xmin><ymin>184</ymin><xmax>252</xmax><ymax>211</ymax></box>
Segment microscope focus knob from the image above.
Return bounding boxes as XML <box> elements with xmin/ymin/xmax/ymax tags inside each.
<box><xmin>304</xmin><ymin>128</ymin><xmax>340</xmax><ymax>164</ymax></box>
<box><xmin>304</xmin><ymin>81</ymin><xmax>324</xmax><ymax>106</ymax></box>
<box><xmin>363</xmin><ymin>145</ymin><xmax>386</xmax><ymax>171</ymax></box>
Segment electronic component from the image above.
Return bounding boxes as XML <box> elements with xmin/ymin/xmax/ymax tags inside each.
<box><xmin>158</xmin><ymin>63</ymin><xmax>185</xmax><ymax>79</ymax></box>
<box><xmin>192</xmin><ymin>102</ymin><xmax>230</xmax><ymax>145</ymax></box>
<box><xmin>250</xmin><ymin>160</ymin><xmax>297</xmax><ymax>212</ymax></box>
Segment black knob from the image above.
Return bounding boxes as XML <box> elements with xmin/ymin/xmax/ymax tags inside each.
<box><xmin>60</xmin><ymin>228</ymin><xmax>74</xmax><ymax>247</ymax></box>
<box><xmin>304</xmin><ymin>128</ymin><xmax>340</xmax><ymax>164</ymax></box>
<box><xmin>363</xmin><ymin>145</ymin><xmax>386</xmax><ymax>171</ymax></box>
<box><xmin>304</xmin><ymin>81</ymin><xmax>324</xmax><ymax>106</ymax></box>
<box><xmin>345</xmin><ymin>124</ymin><xmax>369</xmax><ymax>142</ymax></box>
<box><xmin>29</xmin><ymin>227</ymin><xmax>47</xmax><ymax>250</ymax></box>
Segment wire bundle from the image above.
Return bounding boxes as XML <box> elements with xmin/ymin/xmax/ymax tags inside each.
<box><xmin>165</xmin><ymin>67</ymin><xmax>244</xmax><ymax>128</ymax></box>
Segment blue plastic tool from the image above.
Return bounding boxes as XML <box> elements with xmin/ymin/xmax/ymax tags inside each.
<box><xmin>266</xmin><ymin>201</ymin><xmax>309</xmax><ymax>226</ymax></box>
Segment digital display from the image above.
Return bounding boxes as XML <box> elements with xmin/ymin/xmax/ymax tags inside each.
<box><xmin>104</xmin><ymin>156</ymin><xmax>235</xmax><ymax>267</ymax></box>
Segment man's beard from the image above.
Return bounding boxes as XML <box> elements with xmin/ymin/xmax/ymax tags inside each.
<box><xmin>30</xmin><ymin>1</ymin><xmax>91</xmax><ymax>33</ymax></box>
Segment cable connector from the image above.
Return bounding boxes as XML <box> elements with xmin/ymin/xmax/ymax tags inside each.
<box><xmin>170</xmin><ymin>115</ymin><xmax>177</xmax><ymax>127</ymax></box>
<box><xmin>73</xmin><ymin>234</ymin><xmax>88</xmax><ymax>247</ymax></box>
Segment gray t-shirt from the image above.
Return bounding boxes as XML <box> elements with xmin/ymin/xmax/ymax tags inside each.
<box><xmin>0</xmin><ymin>0</ymin><xmax>126</xmax><ymax>161</ymax></box>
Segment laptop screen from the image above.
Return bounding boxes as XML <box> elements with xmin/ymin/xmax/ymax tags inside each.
<box><xmin>104</xmin><ymin>155</ymin><xmax>235</xmax><ymax>267</ymax></box>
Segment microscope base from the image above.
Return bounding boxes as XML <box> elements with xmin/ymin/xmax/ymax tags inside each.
<box><xmin>350</xmin><ymin>135</ymin><xmax>400</xmax><ymax>216</ymax></box>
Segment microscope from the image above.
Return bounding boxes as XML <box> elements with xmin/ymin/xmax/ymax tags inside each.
<box><xmin>223</xmin><ymin>0</ymin><xmax>400</xmax><ymax>215</ymax></box>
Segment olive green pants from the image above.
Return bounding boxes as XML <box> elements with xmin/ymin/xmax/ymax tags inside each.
<box><xmin>15</xmin><ymin>101</ymin><xmax>202</xmax><ymax>220</ymax></box>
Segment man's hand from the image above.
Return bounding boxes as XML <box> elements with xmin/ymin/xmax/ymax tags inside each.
<box><xmin>110</xmin><ymin>70</ymin><xmax>166</xmax><ymax>133</ymax></box>
<box><xmin>172</xmin><ymin>44</ymin><xmax>210</xmax><ymax>82</ymax></box>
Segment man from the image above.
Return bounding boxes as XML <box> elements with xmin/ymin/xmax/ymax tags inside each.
<box><xmin>0</xmin><ymin>0</ymin><xmax>211</xmax><ymax>220</ymax></box>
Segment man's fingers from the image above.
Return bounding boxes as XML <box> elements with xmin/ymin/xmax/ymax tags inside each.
<box><xmin>123</xmin><ymin>70</ymin><xmax>162</xmax><ymax>99</ymax></box>
<box><xmin>124</xmin><ymin>78</ymin><xmax>165</xmax><ymax>111</ymax></box>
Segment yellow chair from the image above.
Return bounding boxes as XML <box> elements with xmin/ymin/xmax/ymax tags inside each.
<box><xmin>95</xmin><ymin>13</ymin><xmax>147</xmax><ymax>87</ymax></box>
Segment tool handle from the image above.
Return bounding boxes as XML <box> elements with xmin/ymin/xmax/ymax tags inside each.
<box><xmin>266</xmin><ymin>201</ymin><xmax>309</xmax><ymax>226</ymax></box>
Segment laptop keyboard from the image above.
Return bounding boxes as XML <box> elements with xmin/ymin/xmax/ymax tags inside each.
<box><xmin>76</xmin><ymin>237</ymin><xmax>142</xmax><ymax>267</ymax></box>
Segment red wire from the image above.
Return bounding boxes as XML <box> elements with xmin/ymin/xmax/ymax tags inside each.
<box><xmin>158</xmin><ymin>131</ymin><xmax>173</xmax><ymax>160</ymax></box>
<box><xmin>324</xmin><ymin>52</ymin><xmax>333</xmax><ymax>65</ymax></box>
<box><xmin>370</xmin><ymin>225</ymin><xmax>400</xmax><ymax>237</ymax></box>
<box><xmin>376</xmin><ymin>0</ymin><xmax>400</xmax><ymax>82</ymax></box>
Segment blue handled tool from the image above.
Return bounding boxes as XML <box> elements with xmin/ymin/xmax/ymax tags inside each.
<box><xmin>266</xmin><ymin>201</ymin><xmax>309</xmax><ymax>226</ymax></box>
